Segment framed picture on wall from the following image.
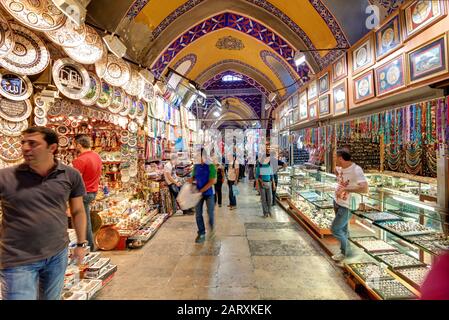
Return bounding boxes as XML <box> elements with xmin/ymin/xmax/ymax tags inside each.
<box><xmin>352</xmin><ymin>34</ymin><xmax>375</xmax><ymax>75</ymax></box>
<box><xmin>308</xmin><ymin>100</ymin><xmax>318</xmax><ymax>120</ymax></box>
<box><xmin>407</xmin><ymin>33</ymin><xmax>448</xmax><ymax>85</ymax></box>
<box><xmin>318</xmin><ymin>94</ymin><xmax>331</xmax><ymax>118</ymax></box>
<box><xmin>318</xmin><ymin>72</ymin><xmax>330</xmax><ymax>94</ymax></box>
<box><xmin>403</xmin><ymin>0</ymin><xmax>447</xmax><ymax>40</ymax></box>
<box><xmin>353</xmin><ymin>70</ymin><xmax>375</xmax><ymax>103</ymax></box>
<box><xmin>375</xmin><ymin>54</ymin><xmax>406</xmax><ymax>97</ymax></box>
<box><xmin>332</xmin><ymin>54</ymin><xmax>347</xmax><ymax>83</ymax></box>
<box><xmin>299</xmin><ymin>91</ymin><xmax>308</xmax><ymax>121</ymax></box>
<box><xmin>375</xmin><ymin>13</ymin><xmax>402</xmax><ymax>60</ymax></box>
<box><xmin>332</xmin><ymin>80</ymin><xmax>348</xmax><ymax>116</ymax></box>
<box><xmin>307</xmin><ymin>80</ymin><xmax>318</xmax><ymax>100</ymax></box>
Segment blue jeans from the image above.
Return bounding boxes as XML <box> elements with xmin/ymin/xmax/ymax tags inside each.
<box><xmin>228</xmin><ymin>180</ymin><xmax>237</xmax><ymax>206</ymax></box>
<box><xmin>0</xmin><ymin>247</ymin><xmax>68</xmax><ymax>300</ymax></box>
<box><xmin>260</xmin><ymin>182</ymin><xmax>272</xmax><ymax>216</ymax></box>
<box><xmin>195</xmin><ymin>195</ymin><xmax>215</xmax><ymax>235</ymax></box>
<box><xmin>332</xmin><ymin>201</ymin><xmax>352</xmax><ymax>256</ymax></box>
<box><xmin>83</xmin><ymin>192</ymin><xmax>97</xmax><ymax>250</ymax></box>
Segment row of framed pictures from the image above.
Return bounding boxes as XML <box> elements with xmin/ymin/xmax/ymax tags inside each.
<box><xmin>291</xmin><ymin>32</ymin><xmax>449</xmax><ymax>122</ymax></box>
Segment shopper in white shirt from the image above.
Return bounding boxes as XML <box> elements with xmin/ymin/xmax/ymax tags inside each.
<box><xmin>226</xmin><ymin>153</ymin><xmax>239</xmax><ymax>210</ymax></box>
<box><xmin>164</xmin><ymin>154</ymin><xmax>183</xmax><ymax>215</ymax></box>
<box><xmin>332</xmin><ymin>148</ymin><xmax>368</xmax><ymax>262</ymax></box>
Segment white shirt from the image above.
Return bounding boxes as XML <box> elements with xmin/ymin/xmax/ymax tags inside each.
<box><xmin>164</xmin><ymin>161</ymin><xmax>176</xmax><ymax>185</ymax></box>
<box><xmin>335</xmin><ymin>163</ymin><xmax>367</xmax><ymax>209</ymax></box>
<box><xmin>227</xmin><ymin>160</ymin><xmax>239</xmax><ymax>181</ymax></box>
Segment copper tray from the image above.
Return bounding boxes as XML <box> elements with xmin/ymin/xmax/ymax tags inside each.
<box><xmin>91</xmin><ymin>211</ymin><xmax>102</xmax><ymax>234</ymax></box>
<box><xmin>95</xmin><ymin>225</ymin><xmax>120</xmax><ymax>251</ymax></box>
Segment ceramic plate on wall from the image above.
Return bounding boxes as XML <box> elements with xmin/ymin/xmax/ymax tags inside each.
<box><xmin>140</xmin><ymin>81</ymin><xmax>154</xmax><ymax>102</ymax></box>
<box><xmin>108</xmin><ymin>86</ymin><xmax>125</xmax><ymax>114</ymax></box>
<box><xmin>119</xmin><ymin>94</ymin><xmax>131</xmax><ymax>116</ymax></box>
<box><xmin>0</xmin><ymin>118</ymin><xmax>27</xmax><ymax>136</ymax></box>
<box><xmin>0</xmin><ymin>0</ymin><xmax>66</xmax><ymax>32</ymax></box>
<box><xmin>80</xmin><ymin>72</ymin><xmax>101</xmax><ymax>106</ymax></box>
<box><xmin>0</xmin><ymin>13</ymin><xmax>14</xmax><ymax>58</ymax></box>
<box><xmin>63</xmin><ymin>26</ymin><xmax>104</xmax><ymax>65</ymax></box>
<box><xmin>96</xmin><ymin>80</ymin><xmax>113</xmax><ymax>109</ymax></box>
<box><xmin>0</xmin><ymin>23</ymin><xmax>50</xmax><ymax>75</ymax></box>
<box><xmin>52</xmin><ymin>58</ymin><xmax>90</xmax><ymax>100</ymax></box>
<box><xmin>0</xmin><ymin>97</ymin><xmax>32</xmax><ymax>121</ymax></box>
<box><xmin>34</xmin><ymin>115</ymin><xmax>47</xmax><ymax>126</ymax></box>
<box><xmin>45</xmin><ymin>19</ymin><xmax>86</xmax><ymax>48</ymax></box>
<box><xmin>123</xmin><ymin>67</ymin><xmax>142</xmax><ymax>97</ymax></box>
<box><xmin>0</xmin><ymin>70</ymin><xmax>33</xmax><ymax>101</ymax></box>
<box><xmin>0</xmin><ymin>134</ymin><xmax>22</xmax><ymax>162</ymax></box>
<box><xmin>95</xmin><ymin>46</ymin><xmax>107</xmax><ymax>79</ymax></box>
<box><xmin>103</xmin><ymin>54</ymin><xmax>130</xmax><ymax>87</ymax></box>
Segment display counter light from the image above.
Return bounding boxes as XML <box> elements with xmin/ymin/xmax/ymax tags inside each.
<box><xmin>391</xmin><ymin>195</ymin><xmax>435</xmax><ymax>212</ymax></box>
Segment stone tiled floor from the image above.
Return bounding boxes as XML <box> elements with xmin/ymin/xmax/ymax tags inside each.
<box><xmin>96</xmin><ymin>181</ymin><xmax>360</xmax><ymax>300</ymax></box>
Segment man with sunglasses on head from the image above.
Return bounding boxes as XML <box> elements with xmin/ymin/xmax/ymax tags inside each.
<box><xmin>0</xmin><ymin>127</ymin><xmax>87</xmax><ymax>300</ymax></box>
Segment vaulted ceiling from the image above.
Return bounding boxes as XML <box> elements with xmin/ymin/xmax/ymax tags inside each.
<box><xmin>86</xmin><ymin>0</ymin><xmax>404</xmax><ymax>128</ymax></box>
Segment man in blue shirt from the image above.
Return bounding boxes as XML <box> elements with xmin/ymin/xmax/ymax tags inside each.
<box><xmin>188</xmin><ymin>149</ymin><xmax>217</xmax><ymax>243</ymax></box>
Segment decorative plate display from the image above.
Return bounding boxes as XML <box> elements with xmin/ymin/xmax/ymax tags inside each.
<box><xmin>34</xmin><ymin>106</ymin><xmax>46</xmax><ymax>118</ymax></box>
<box><xmin>58</xmin><ymin>135</ymin><xmax>69</xmax><ymax>147</ymax></box>
<box><xmin>0</xmin><ymin>134</ymin><xmax>22</xmax><ymax>161</ymax></box>
<box><xmin>403</xmin><ymin>0</ymin><xmax>446</xmax><ymax>39</ymax></box>
<box><xmin>0</xmin><ymin>97</ymin><xmax>31</xmax><ymax>121</ymax></box>
<box><xmin>0</xmin><ymin>118</ymin><xmax>27</xmax><ymax>136</ymax></box>
<box><xmin>332</xmin><ymin>54</ymin><xmax>347</xmax><ymax>83</ymax></box>
<box><xmin>136</xmin><ymin>99</ymin><xmax>147</xmax><ymax>120</ymax></box>
<box><xmin>352</xmin><ymin>34</ymin><xmax>375</xmax><ymax>75</ymax></box>
<box><xmin>0</xmin><ymin>23</ymin><xmax>50</xmax><ymax>75</ymax></box>
<box><xmin>0</xmin><ymin>13</ymin><xmax>14</xmax><ymax>58</ymax></box>
<box><xmin>127</xmin><ymin>97</ymin><xmax>138</xmax><ymax>119</ymax></box>
<box><xmin>47</xmin><ymin>99</ymin><xmax>63</xmax><ymax>116</ymax></box>
<box><xmin>0</xmin><ymin>70</ymin><xmax>33</xmax><ymax>101</ymax></box>
<box><xmin>375</xmin><ymin>54</ymin><xmax>406</xmax><ymax>97</ymax></box>
<box><xmin>375</xmin><ymin>13</ymin><xmax>402</xmax><ymax>60</ymax></box>
<box><xmin>33</xmin><ymin>92</ymin><xmax>45</xmax><ymax>107</ymax></box>
<box><xmin>103</xmin><ymin>54</ymin><xmax>131</xmax><ymax>87</ymax></box>
<box><xmin>70</xmin><ymin>104</ymin><xmax>82</xmax><ymax>117</ymax></box>
<box><xmin>120</xmin><ymin>135</ymin><xmax>129</xmax><ymax>144</ymax></box>
<box><xmin>127</xmin><ymin>137</ymin><xmax>137</xmax><ymax>147</ymax></box>
<box><xmin>56</xmin><ymin>125</ymin><xmax>68</xmax><ymax>135</ymax></box>
<box><xmin>318</xmin><ymin>72</ymin><xmax>329</xmax><ymax>95</ymax></box>
<box><xmin>45</xmin><ymin>18</ymin><xmax>86</xmax><ymax>47</ymax></box>
<box><xmin>52</xmin><ymin>58</ymin><xmax>90</xmax><ymax>100</ymax></box>
<box><xmin>108</xmin><ymin>87</ymin><xmax>125</xmax><ymax>114</ymax></box>
<box><xmin>119</xmin><ymin>94</ymin><xmax>131</xmax><ymax>116</ymax></box>
<box><xmin>0</xmin><ymin>0</ymin><xmax>66</xmax><ymax>32</ymax></box>
<box><xmin>123</xmin><ymin>67</ymin><xmax>143</xmax><ymax>97</ymax></box>
<box><xmin>140</xmin><ymin>81</ymin><xmax>154</xmax><ymax>102</ymax></box>
<box><xmin>128</xmin><ymin>121</ymin><xmax>138</xmax><ymax>133</ymax></box>
<box><xmin>95</xmin><ymin>46</ymin><xmax>107</xmax><ymax>79</ymax></box>
<box><xmin>80</xmin><ymin>72</ymin><xmax>101</xmax><ymax>106</ymax></box>
<box><xmin>353</xmin><ymin>70</ymin><xmax>375</xmax><ymax>103</ymax></box>
<box><xmin>61</xmin><ymin>99</ymin><xmax>72</xmax><ymax>115</ymax></box>
<box><xmin>407</xmin><ymin>34</ymin><xmax>448</xmax><ymax>85</ymax></box>
<box><xmin>63</xmin><ymin>26</ymin><xmax>104</xmax><ymax>65</ymax></box>
<box><xmin>34</xmin><ymin>115</ymin><xmax>47</xmax><ymax>126</ymax></box>
<box><xmin>96</xmin><ymin>80</ymin><xmax>112</xmax><ymax>108</ymax></box>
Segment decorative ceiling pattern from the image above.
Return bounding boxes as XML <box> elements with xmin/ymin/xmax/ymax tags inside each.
<box><xmin>204</xmin><ymin>70</ymin><xmax>270</xmax><ymax>98</ymax></box>
<box><xmin>216</xmin><ymin>36</ymin><xmax>245</xmax><ymax>50</ymax></box>
<box><xmin>151</xmin><ymin>12</ymin><xmax>308</xmax><ymax>78</ymax></box>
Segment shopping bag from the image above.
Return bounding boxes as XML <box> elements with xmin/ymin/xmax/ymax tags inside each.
<box><xmin>177</xmin><ymin>183</ymin><xmax>202</xmax><ymax>210</ymax></box>
<box><xmin>232</xmin><ymin>184</ymin><xmax>240</xmax><ymax>196</ymax></box>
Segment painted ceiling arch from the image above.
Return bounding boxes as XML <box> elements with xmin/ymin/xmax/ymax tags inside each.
<box><xmin>203</xmin><ymin>70</ymin><xmax>269</xmax><ymax>98</ymax></box>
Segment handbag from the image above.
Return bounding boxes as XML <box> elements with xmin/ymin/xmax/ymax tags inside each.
<box><xmin>232</xmin><ymin>184</ymin><xmax>239</xmax><ymax>196</ymax></box>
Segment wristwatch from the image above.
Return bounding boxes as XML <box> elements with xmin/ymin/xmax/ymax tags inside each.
<box><xmin>76</xmin><ymin>241</ymin><xmax>88</xmax><ymax>248</ymax></box>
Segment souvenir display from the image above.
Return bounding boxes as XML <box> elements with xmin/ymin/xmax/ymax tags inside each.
<box><xmin>374</xmin><ymin>252</ymin><xmax>427</xmax><ymax>269</ymax></box>
<box><xmin>332</xmin><ymin>54</ymin><xmax>347</xmax><ymax>83</ymax></box>
<box><xmin>47</xmin><ymin>100</ymin><xmax>63</xmax><ymax>116</ymax></box>
<box><xmin>0</xmin><ymin>118</ymin><xmax>27</xmax><ymax>136</ymax></box>
<box><xmin>0</xmin><ymin>23</ymin><xmax>50</xmax><ymax>75</ymax></box>
<box><xmin>0</xmin><ymin>96</ymin><xmax>31</xmax><ymax>121</ymax></box>
<box><xmin>407</xmin><ymin>34</ymin><xmax>448</xmax><ymax>85</ymax></box>
<box><xmin>318</xmin><ymin>72</ymin><xmax>329</xmax><ymax>94</ymax></box>
<box><xmin>375</xmin><ymin>220</ymin><xmax>436</xmax><ymax>236</ymax></box>
<box><xmin>63</xmin><ymin>26</ymin><xmax>104</xmax><ymax>65</ymax></box>
<box><xmin>58</xmin><ymin>135</ymin><xmax>69</xmax><ymax>147</ymax></box>
<box><xmin>109</xmin><ymin>87</ymin><xmax>125</xmax><ymax>114</ymax></box>
<box><xmin>332</xmin><ymin>80</ymin><xmax>347</xmax><ymax>116</ymax></box>
<box><xmin>136</xmin><ymin>99</ymin><xmax>147</xmax><ymax>121</ymax></box>
<box><xmin>119</xmin><ymin>94</ymin><xmax>131</xmax><ymax>117</ymax></box>
<box><xmin>96</xmin><ymin>80</ymin><xmax>113</xmax><ymax>109</ymax></box>
<box><xmin>34</xmin><ymin>115</ymin><xmax>47</xmax><ymax>126</ymax></box>
<box><xmin>359</xmin><ymin>211</ymin><xmax>403</xmax><ymax>222</ymax></box>
<box><xmin>45</xmin><ymin>19</ymin><xmax>86</xmax><ymax>47</ymax></box>
<box><xmin>34</xmin><ymin>105</ymin><xmax>46</xmax><ymax>118</ymax></box>
<box><xmin>395</xmin><ymin>267</ymin><xmax>430</xmax><ymax>287</ymax></box>
<box><xmin>353</xmin><ymin>70</ymin><xmax>375</xmax><ymax>103</ymax></box>
<box><xmin>52</xmin><ymin>58</ymin><xmax>90</xmax><ymax>100</ymax></box>
<box><xmin>102</xmin><ymin>54</ymin><xmax>131</xmax><ymax>87</ymax></box>
<box><xmin>0</xmin><ymin>134</ymin><xmax>22</xmax><ymax>161</ymax></box>
<box><xmin>308</xmin><ymin>100</ymin><xmax>318</xmax><ymax>120</ymax></box>
<box><xmin>375</xmin><ymin>54</ymin><xmax>406</xmax><ymax>97</ymax></box>
<box><xmin>123</xmin><ymin>67</ymin><xmax>143</xmax><ymax>97</ymax></box>
<box><xmin>0</xmin><ymin>13</ymin><xmax>14</xmax><ymax>58</ymax></box>
<box><xmin>352</xmin><ymin>35</ymin><xmax>375</xmax><ymax>75</ymax></box>
<box><xmin>351</xmin><ymin>236</ymin><xmax>398</xmax><ymax>253</ymax></box>
<box><xmin>403</xmin><ymin>0</ymin><xmax>446</xmax><ymax>39</ymax></box>
<box><xmin>0</xmin><ymin>0</ymin><xmax>66</xmax><ymax>32</ymax></box>
<box><xmin>307</xmin><ymin>80</ymin><xmax>317</xmax><ymax>101</ymax></box>
<box><xmin>371</xmin><ymin>279</ymin><xmax>417</xmax><ymax>300</ymax></box>
<box><xmin>375</xmin><ymin>13</ymin><xmax>402</xmax><ymax>60</ymax></box>
<box><xmin>347</xmin><ymin>263</ymin><xmax>394</xmax><ymax>281</ymax></box>
<box><xmin>140</xmin><ymin>81</ymin><xmax>154</xmax><ymax>102</ymax></box>
<box><xmin>0</xmin><ymin>70</ymin><xmax>33</xmax><ymax>101</ymax></box>
<box><xmin>80</xmin><ymin>72</ymin><xmax>101</xmax><ymax>106</ymax></box>
<box><xmin>299</xmin><ymin>92</ymin><xmax>307</xmax><ymax>121</ymax></box>
<box><xmin>408</xmin><ymin>234</ymin><xmax>449</xmax><ymax>254</ymax></box>
<box><xmin>128</xmin><ymin>121</ymin><xmax>138</xmax><ymax>133</ymax></box>
<box><xmin>318</xmin><ymin>94</ymin><xmax>330</xmax><ymax>118</ymax></box>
